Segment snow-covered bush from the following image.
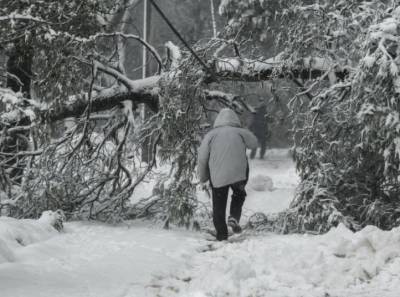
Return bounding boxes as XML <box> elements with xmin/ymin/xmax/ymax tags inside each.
<box><xmin>0</xmin><ymin>1</ymin><xmax>126</xmax><ymax>221</ymax></box>
<box><xmin>290</xmin><ymin>6</ymin><xmax>400</xmax><ymax>232</ymax></box>
<box><xmin>220</xmin><ymin>0</ymin><xmax>400</xmax><ymax>233</ymax></box>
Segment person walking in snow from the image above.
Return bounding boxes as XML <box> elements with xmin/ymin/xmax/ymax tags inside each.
<box><xmin>249</xmin><ymin>100</ymin><xmax>268</xmax><ymax>159</ymax></box>
<box><xmin>198</xmin><ymin>108</ymin><xmax>258</xmax><ymax>241</ymax></box>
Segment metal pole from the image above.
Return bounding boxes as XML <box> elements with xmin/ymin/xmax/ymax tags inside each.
<box><xmin>142</xmin><ymin>0</ymin><xmax>148</xmax><ymax>80</ymax></box>
<box><xmin>141</xmin><ymin>0</ymin><xmax>153</xmax><ymax>162</ymax></box>
<box><xmin>210</xmin><ymin>0</ymin><xmax>217</xmax><ymax>38</ymax></box>
<box><xmin>141</xmin><ymin>0</ymin><xmax>150</xmax><ymax>122</ymax></box>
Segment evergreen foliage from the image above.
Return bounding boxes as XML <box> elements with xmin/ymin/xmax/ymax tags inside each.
<box><xmin>291</xmin><ymin>7</ymin><xmax>400</xmax><ymax>231</ymax></box>
<box><xmin>221</xmin><ymin>0</ymin><xmax>400</xmax><ymax>232</ymax></box>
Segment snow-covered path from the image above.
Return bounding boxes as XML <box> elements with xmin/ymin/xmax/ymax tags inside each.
<box><xmin>149</xmin><ymin>225</ymin><xmax>400</xmax><ymax>297</ymax></box>
<box><xmin>1</xmin><ymin>150</ymin><xmax>400</xmax><ymax>297</ymax></box>
<box><xmin>0</xmin><ymin>221</ymin><xmax>206</xmax><ymax>297</ymax></box>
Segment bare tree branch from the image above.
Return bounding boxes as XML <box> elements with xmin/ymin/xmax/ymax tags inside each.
<box><xmin>91</xmin><ymin>32</ymin><xmax>163</xmax><ymax>74</ymax></box>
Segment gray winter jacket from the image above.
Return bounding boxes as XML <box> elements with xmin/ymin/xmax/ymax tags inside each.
<box><xmin>198</xmin><ymin>108</ymin><xmax>258</xmax><ymax>188</ymax></box>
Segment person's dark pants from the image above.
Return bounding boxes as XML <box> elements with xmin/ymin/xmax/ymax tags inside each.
<box><xmin>250</xmin><ymin>138</ymin><xmax>266</xmax><ymax>159</ymax></box>
<box><xmin>211</xmin><ymin>180</ymin><xmax>247</xmax><ymax>241</ymax></box>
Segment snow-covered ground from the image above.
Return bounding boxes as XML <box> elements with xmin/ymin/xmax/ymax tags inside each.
<box><xmin>1</xmin><ymin>149</ymin><xmax>399</xmax><ymax>297</ymax></box>
<box><xmin>0</xmin><ymin>220</ymin><xmax>204</xmax><ymax>297</ymax></box>
<box><xmin>244</xmin><ymin>149</ymin><xmax>298</xmax><ymax>216</ymax></box>
<box><xmin>149</xmin><ymin>224</ymin><xmax>400</xmax><ymax>297</ymax></box>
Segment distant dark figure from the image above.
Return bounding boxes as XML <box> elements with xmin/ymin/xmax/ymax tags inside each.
<box><xmin>249</xmin><ymin>101</ymin><xmax>268</xmax><ymax>159</ymax></box>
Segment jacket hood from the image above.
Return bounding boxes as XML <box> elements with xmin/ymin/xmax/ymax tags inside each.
<box><xmin>213</xmin><ymin>108</ymin><xmax>241</xmax><ymax>128</ymax></box>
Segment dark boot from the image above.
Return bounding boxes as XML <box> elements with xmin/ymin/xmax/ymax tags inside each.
<box><xmin>228</xmin><ymin>216</ymin><xmax>242</xmax><ymax>233</ymax></box>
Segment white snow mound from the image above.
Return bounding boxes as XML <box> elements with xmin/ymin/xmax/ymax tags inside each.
<box><xmin>0</xmin><ymin>211</ymin><xmax>64</xmax><ymax>264</ymax></box>
<box><xmin>248</xmin><ymin>174</ymin><xmax>274</xmax><ymax>191</ymax></box>
<box><xmin>150</xmin><ymin>224</ymin><xmax>400</xmax><ymax>296</ymax></box>
<box><xmin>327</xmin><ymin>224</ymin><xmax>400</xmax><ymax>281</ymax></box>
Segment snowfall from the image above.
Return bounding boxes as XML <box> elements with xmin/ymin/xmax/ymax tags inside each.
<box><xmin>1</xmin><ymin>149</ymin><xmax>400</xmax><ymax>297</ymax></box>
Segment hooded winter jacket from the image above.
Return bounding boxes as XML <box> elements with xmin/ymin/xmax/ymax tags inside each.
<box><xmin>198</xmin><ymin>108</ymin><xmax>258</xmax><ymax>188</ymax></box>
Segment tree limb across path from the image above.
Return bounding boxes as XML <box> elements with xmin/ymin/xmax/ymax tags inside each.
<box><xmin>1</xmin><ymin>55</ymin><xmax>349</xmax><ymax>131</ymax></box>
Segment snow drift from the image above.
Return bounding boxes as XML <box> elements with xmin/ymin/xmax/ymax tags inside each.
<box><xmin>0</xmin><ymin>210</ymin><xmax>65</xmax><ymax>264</ymax></box>
<box><xmin>150</xmin><ymin>224</ymin><xmax>400</xmax><ymax>297</ymax></box>
<box><xmin>248</xmin><ymin>174</ymin><xmax>274</xmax><ymax>192</ymax></box>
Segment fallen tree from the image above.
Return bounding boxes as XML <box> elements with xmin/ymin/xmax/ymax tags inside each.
<box><xmin>0</xmin><ymin>38</ymin><xmax>343</xmax><ymax>223</ymax></box>
<box><xmin>0</xmin><ymin>0</ymin><xmax>350</xmax><ymax>226</ymax></box>
<box><xmin>1</xmin><ymin>54</ymin><xmax>347</xmax><ymax>129</ymax></box>
<box><xmin>3</xmin><ymin>0</ymin><xmax>398</xmax><ymax>234</ymax></box>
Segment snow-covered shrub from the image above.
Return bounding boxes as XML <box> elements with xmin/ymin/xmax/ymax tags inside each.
<box><xmin>0</xmin><ymin>1</ymin><xmax>128</xmax><ymax>221</ymax></box>
<box><xmin>289</xmin><ymin>7</ymin><xmax>400</xmax><ymax>232</ymax></box>
<box><xmin>13</xmin><ymin>124</ymin><xmax>144</xmax><ymax>221</ymax></box>
<box><xmin>220</xmin><ymin>0</ymin><xmax>400</xmax><ymax>233</ymax></box>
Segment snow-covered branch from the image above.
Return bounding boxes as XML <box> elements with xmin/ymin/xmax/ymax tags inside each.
<box><xmin>204</xmin><ymin>89</ymin><xmax>255</xmax><ymax>112</ymax></box>
<box><xmin>0</xmin><ymin>13</ymin><xmax>53</xmax><ymax>24</ymax></box>
<box><xmin>210</xmin><ymin>56</ymin><xmax>349</xmax><ymax>82</ymax></box>
<box><xmin>165</xmin><ymin>41</ymin><xmax>182</xmax><ymax>69</ymax></box>
<box><xmin>1</xmin><ymin>53</ymin><xmax>351</xmax><ymax>129</ymax></box>
<box><xmin>89</xmin><ymin>32</ymin><xmax>163</xmax><ymax>74</ymax></box>
<box><xmin>1</xmin><ymin>78</ymin><xmax>245</xmax><ymax>129</ymax></box>
<box><xmin>48</xmin><ymin>81</ymin><xmax>160</xmax><ymax>123</ymax></box>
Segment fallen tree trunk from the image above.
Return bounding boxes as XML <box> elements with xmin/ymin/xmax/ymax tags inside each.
<box><xmin>1</xmin><ymin>56</ymin><xmax>350</xmax><ymax>130</ymax></box>
<box><xmin>208</xmin><ymin>57</ymin><xmax>349</xmax><ymax>83</ymax></box>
